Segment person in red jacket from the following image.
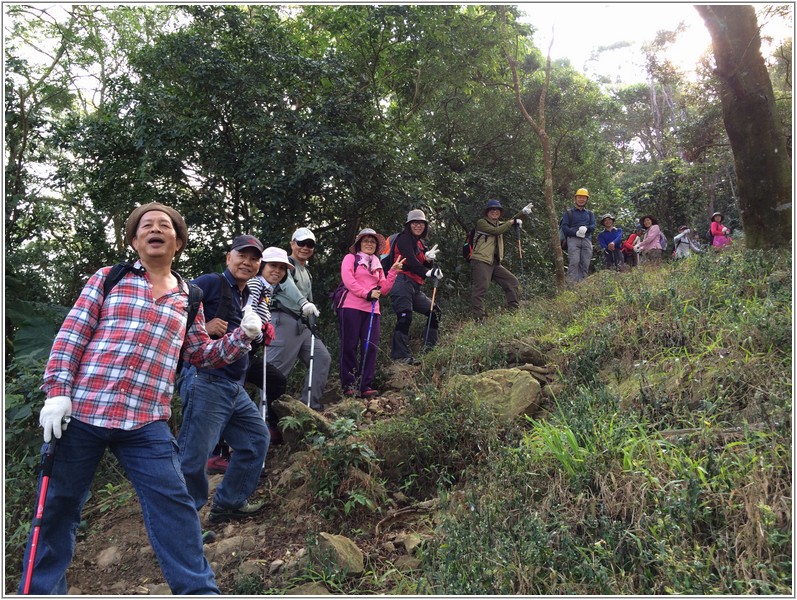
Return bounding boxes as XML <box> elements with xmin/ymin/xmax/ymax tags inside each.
<box><xmin>621</xmin><ymin>226</ymin><xmax>643</xmax><ymax>269</ymax></box>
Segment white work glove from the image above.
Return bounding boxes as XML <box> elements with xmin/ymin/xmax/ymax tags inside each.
<box><xmin>426</xmin><ymin>266</ymin><xmax>443</xmax><ymax>279</ymax></box>
<box><xmin>301</xmin><ymin>301</ymin><xmax>320</xmax><ymax>318</ymax></box>
<box><xmin>240</xmin><ymin>305</ymin><xmax>263</xmax><ymax>339</ymax></box>
<box><xmin>513</xmin><ymin>218</ymin><xmax>523</xmax><ymax>228</ymax></box>
<box><xmin>634</xmin><ymin>245</ymin><xmax>642</xmax><ymax>254</ymax></box>
<box><xmin>40</xmin><ymin>396</ymin><xmax>72</xmax><ymax>443</ymax></box>
<box><xmin>576</xmin><ymin>226</ymin><xmax>587</xmax><ymax>238</ymax></box>
<box><xmin>722</xmin><ymin>227</ymin><xmax>729</xmax><ymax>235</ymax></box>
<box><xmin>425</xmin><ymin>244</ymin><xmax>439</xmax><ymax>261</ymax></box>
<box><xmin>521</xmin><ymin>202</ymin><xmax>533</xmax><ymax>215</ymax></box>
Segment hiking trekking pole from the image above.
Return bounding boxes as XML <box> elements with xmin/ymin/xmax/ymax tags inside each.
<box><xmin>514</xmin><ymin>220</ymin><xmax>526</xmax><ymax>302</ymax></box>
<box><xmin>22</xmin><ymin>440</ymin><xmax>59</xmax><ymax>594</ymax></box>
<box><xmin>423</xmin><ymin>274</ymin><xmax>440</xmax><ymax>349</ymax></box>
<box><xmin>306</xmin><ymin>314</ymin><xmax>317</xmax><ymax>408</ymax></box>
<box><xmin>360</xmin><ymin>300</ymin><xmax>377</xmax><ymax>396</ymax></box>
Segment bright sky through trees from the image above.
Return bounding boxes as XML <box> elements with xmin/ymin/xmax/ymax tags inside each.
<box><xmin>518</xmin><ymin>3</ymin><xmax>791</xmax><ymax>83</ymax></box>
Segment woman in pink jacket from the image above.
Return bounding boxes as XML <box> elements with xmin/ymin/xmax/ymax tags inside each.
<box><xmin>638</xmin><ymin>215</ymin><xmax>663</xmax><ymax>264</ymax></box>
<box><xmin>710</xmin><ymin>211</ymin><xmax>732</xmax><ymax>250</ymax></box>
<box><xmin>338</xmin><ymin>228</ymin><xmax>405</xmax><ymax>398</ymax></box>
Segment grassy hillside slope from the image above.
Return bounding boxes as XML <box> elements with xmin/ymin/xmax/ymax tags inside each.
<box><xmin>411</xmin><ymin>246</ymin><xmax>792</xmax><ymax>594</ymax></box>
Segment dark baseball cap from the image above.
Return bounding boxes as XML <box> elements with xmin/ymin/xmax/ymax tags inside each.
<box><xmin>230</xmin><ymin>235</ymin><xmax>264</xmax><ymax>257</ymax></box>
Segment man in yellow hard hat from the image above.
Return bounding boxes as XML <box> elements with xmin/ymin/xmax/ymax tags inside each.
<box><xmin>560</xmin><ymin>187</ymin><xmax>596</xmax><ymax>284</ymax></box>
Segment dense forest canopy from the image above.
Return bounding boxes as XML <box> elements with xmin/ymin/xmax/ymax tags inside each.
<box><xmin>4</xmin><ymin>4</ymin><xmax>793</xmax><ymax>357</ymax></box>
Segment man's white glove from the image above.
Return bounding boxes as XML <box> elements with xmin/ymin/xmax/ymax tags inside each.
<box><xmin>425</xmin><ymin>244</ymin><xmax>439</xmax><ymax>261</ymax></box>
<box><xmin>240</xmin><ymin>305</ymin><xmax>263</xmax><ymax>339</ymax></box>
<box><xmin>513</xmin><ymin>218</ymin><xmax>523</xmax><ymax>228</ymax></box>
<box><xmin>576</xmin><ymin>226</ymin><xmax>587</xmax><ymax>238</ymax></box>
<box><xmin>301</xmin><ymin>302</ymin><xmax>320</xmax><ymax>318</ymax></box>
<box><xmin>40</xmin><ymin>396</ymin><xmax>72</xmax><ymax>443</ymax></box>
<box><xmin>522</xmin><ymin>202</ymin><xmax>533</xmax><ymax>215</ymax></box>
<box><xmin>426</xmin><ymin>267</ymin><xmax>443</xmax><ymax>279</ymax></box>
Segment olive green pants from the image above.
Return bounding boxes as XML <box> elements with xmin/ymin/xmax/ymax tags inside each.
<box><xmin>470</xmin><ymin>259</ymin><xmax>519</xmax><ymax>320</ymax></box>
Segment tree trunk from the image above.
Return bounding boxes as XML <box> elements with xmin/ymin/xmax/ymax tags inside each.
<box><xmin>696</xmin><ymin>5</ymin><xmax>792</xmax><ymax>249</ymax></box>
<box><xmin>504</xmin><ymin>35</ymin><xmax>566</xmax><ymax>289</ymax></box>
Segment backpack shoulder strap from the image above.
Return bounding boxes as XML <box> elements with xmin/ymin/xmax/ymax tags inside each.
<box><xmin>102</xmin><ymin>262</ymin><xmax>141</xmax><ymax>299</ymax></box>
<box><xmin>213</xmin><ymin>272</ymin><xmax>234</xmax><ymax>322</ymax></box>
<box><xmin>185</xmin><ymin>282</ymin><xmax>203</xmax><ymax>331</ymax></box>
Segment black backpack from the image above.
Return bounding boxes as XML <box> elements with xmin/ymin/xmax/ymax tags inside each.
<box><xmin>558</xmin><ymin>208</ymin><xmax>575</xmax><ymax>250</ymax></box>
<box><xmin>329</xmin><ymin>255</ymin><xmax>364</xmax><ymax>319</ymax></box>
<box><xmin>379</xmin><ymin>233</ymin><xmax>400</xmax><ymax>272</ymax></box>
<box><xmin>102</xmin><ymin>263</ymin><xmax>203</xmax><ymax>373</ymax></box>
<box><xmin>462</xmin><ymin>227</ymin><xmax>477</xmax><ymax>262</ymax></box>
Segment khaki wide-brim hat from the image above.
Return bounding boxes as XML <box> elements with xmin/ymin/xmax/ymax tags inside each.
<box><xmin>124</xmin><ymin>202</ymin><xmax>189</xmax><ymax>257</ymax></box>
<box><xmin>350</xmin><ymin>228</ymin><xmax>386</xmax><ymax>254</ymax></box>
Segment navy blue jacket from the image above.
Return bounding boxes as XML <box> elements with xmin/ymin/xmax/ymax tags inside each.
<box><xmin>560</xmin><ymin>207</ymin><xmax>596</xmax><ymax>238</ymax></box>
<box><xmin>192</xmin><ymin>269</ymin><xmax>251</xmax><ymax>385</ymax></box>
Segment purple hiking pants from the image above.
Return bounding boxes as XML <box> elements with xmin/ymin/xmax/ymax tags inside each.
<box><xmin>338</xmin><ymin>306</ymin><xmax>380</xmax><ymax>392</ymax></box>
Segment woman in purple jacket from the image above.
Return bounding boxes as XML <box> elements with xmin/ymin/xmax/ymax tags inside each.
<box><xmin>338</xmin><ymin>229</ymin><xmax>405</xmax><ymax>398</ymax></box>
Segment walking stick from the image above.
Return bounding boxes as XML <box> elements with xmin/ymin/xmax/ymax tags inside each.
<box><xmin>423</xmin><ymin>274</ymin><xmax>440</xmax><ymax>349</ymax></box>
<box><xmin>260</xmin><ymin>292</ymin><xmax>271</xmax><ymax>425</ymax></box>
<box><xmin>306</xmin><ymin>314</ymin><xmax>317</xmax><ymax>407</ymax></box>
<box><xmin>514</xmin><ymin>220</ymin><xmax>526</xmax><ymax>302</ymax></box>
<box><xmin>22</xmin><ymin>440</ymin><xmax>58</xmax><ymax>594</ymax></box>
<box><xmin>360</xmin><ymin>300</ymin><xmax>377</xmax><ymax>396</ymax></box>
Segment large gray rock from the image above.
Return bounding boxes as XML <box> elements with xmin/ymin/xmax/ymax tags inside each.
<box><xmin>316</xmin><ymin>532</ymin><xmax>365</xmax><ymax>576</ymax></box>
<box><xmin>449</xmin><ymin>368</ymin><xmax>542</xmax><ymax>420</ymax></box>
<box><xmin>272</xmin><ymin>394</ymin><xmax>333</xmax><ymax>445</ymax></box>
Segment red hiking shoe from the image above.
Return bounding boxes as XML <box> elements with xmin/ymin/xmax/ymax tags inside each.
<box><xmin>206</xmin><ymin>455</ymin><xmax>229</xmax><ymax>474</ymax></box>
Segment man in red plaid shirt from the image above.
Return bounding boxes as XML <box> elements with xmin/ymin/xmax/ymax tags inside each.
<box><xmin>19</xmin><ymin>203</ymin><xmax>262</xmax><ymax>595</ymax></box>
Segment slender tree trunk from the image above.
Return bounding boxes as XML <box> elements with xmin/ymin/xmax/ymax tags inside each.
<box><xmin>503</xmin><ymin>29</ymin><xmax>565</xmax><ymax>289</ymax></box>
<box><xmin>696</xmin><ymin>5</ymin><xmax>792</xmax><ymax>249</ymax></box>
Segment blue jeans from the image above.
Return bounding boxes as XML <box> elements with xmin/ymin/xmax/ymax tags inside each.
<box><xmin>17</xmin><ymin>419</ymin><xmax>219</xmax><ymax>595</ymax></box>
<box><xmin>177</xmin><ymin>366</ymin><xmax>268</xmax><ymax>511</ymax></box>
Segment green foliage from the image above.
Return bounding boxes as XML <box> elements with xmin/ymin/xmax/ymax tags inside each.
<box><xmin>366</xmin><ymin>384</ymin><xmax>501</xmax><ymax>499</ymax></box>
<box><xmin>290</xmin><ymin>417</ymin><xmax>386</xmax><ymax>522</ymax></box>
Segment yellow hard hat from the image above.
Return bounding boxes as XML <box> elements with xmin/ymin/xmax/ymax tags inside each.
<box><xmin>575</xmin><ymin>188</ymin><xmax>590</xmax><ymax>198</ymax></box>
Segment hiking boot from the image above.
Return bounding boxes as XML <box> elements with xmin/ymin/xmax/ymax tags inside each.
<box><xmin>343</xmin><ymin>387</ymin><xmax>358</xmax><ymax>397</ymax></box>
<box><xmin>268</xmin><ymin>423</ymin><xmax>283</xmax><ymax>445</ymax></box>
<box><xmin>201</xmin><ymin>530</ymin><xmax>216</xmax><ymax>545</ymax></box>
<box><xmin>208</xmin><ymin>500</ymin><xmax>265</xmax><ymax>523</ymax></box>
<box><xmin>395</xmin><ymin>357</ymin><xmax>420</xmax><ymax>366</ymax></box>
<box><xmin>361</xmin><ymin>388</ymin><xmax>380</xmax><ymax>399</ymax></box>
<box><xmin>206</xmin><ymin>455</ymin><xmax>229</xmax><ymax>474</ymax></box>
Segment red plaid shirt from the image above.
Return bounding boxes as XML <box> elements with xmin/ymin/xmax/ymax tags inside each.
<box><xmin>42</xmin><ymin>261</ymin><xmax>252</xmax><ymax>430</ymax></box>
